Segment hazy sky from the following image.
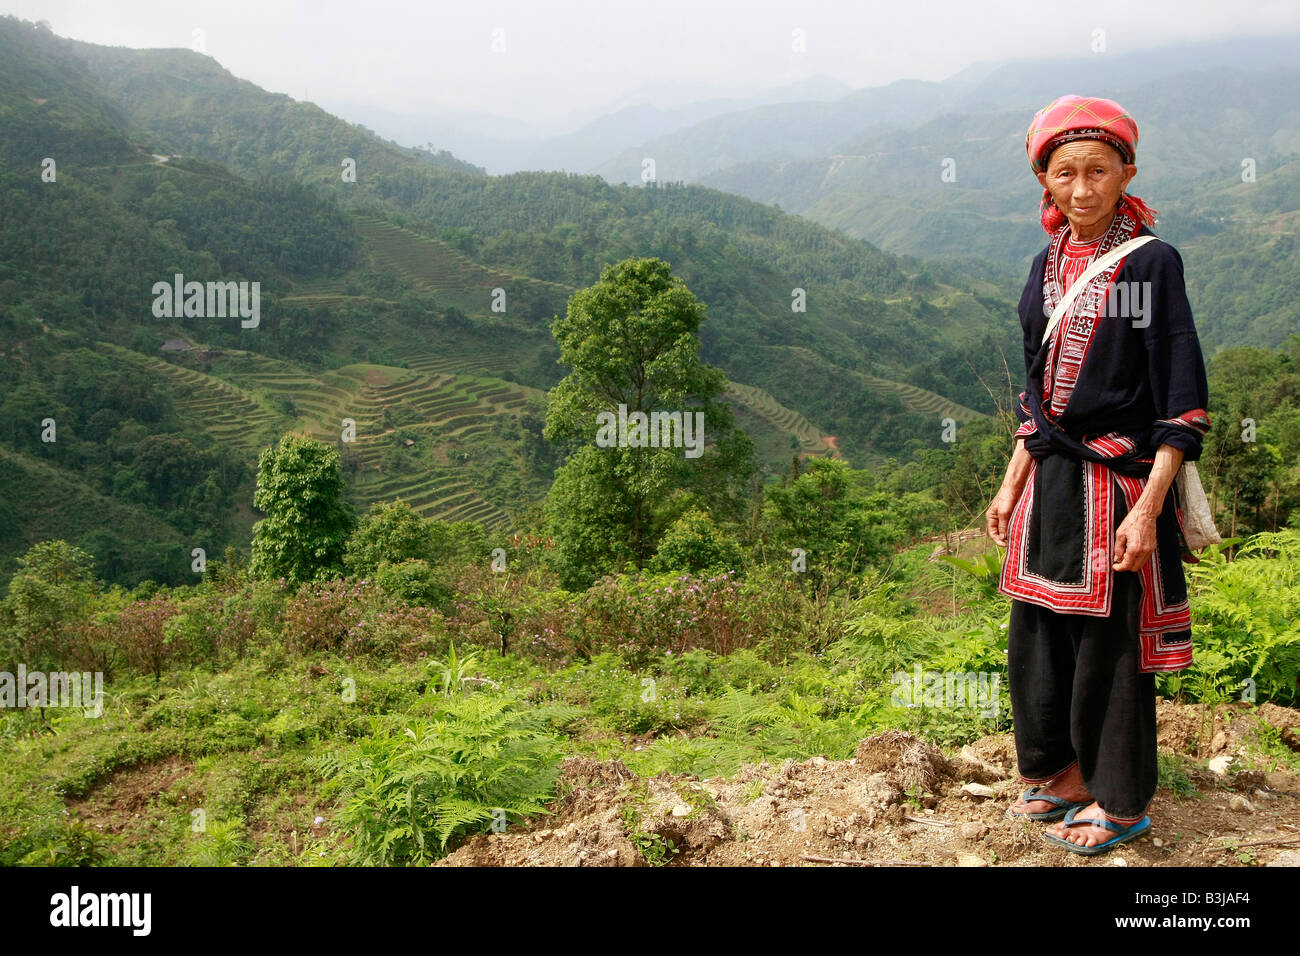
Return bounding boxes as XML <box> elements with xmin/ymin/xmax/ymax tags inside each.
<box><xmin>6</xmin><ymin>0</ymin><xmax>1299</xmax><ymax>131</ymax></box>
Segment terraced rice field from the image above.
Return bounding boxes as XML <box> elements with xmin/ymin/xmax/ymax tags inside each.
<box><xmin>220</xmin><ymin>356</ymin><xmax>366</xmax><ymax>429</ymax></box>
<box><xmin>354</xmin><ymin>216</ymin><xmax>571</xmax><ymax>304</ymax></box>
<box><xmin>778</xmin><ymin>346</ymin><xmax>987</xmax><ymax>425</ymax></box>
<box><xmin>102</xmin><ymin>344</ymin><xmax>538</xmax><ymax>530</ymax></box>
<box><xmin>856</xmin><ymin>372</ymin><xmax>987</xmax><ymax>424</ymax></box>
<box><xmin>279</xmin><ymin>275</ymin><xmax>378</xmax><ymax>307</ymax></box>
<box><xmin>96</xmin><ymin>343</ymin><xmax>282</xmax><ymax>450</ymax></box>
<box><xmin>223</xmin><ymin>360</ymin><xmax>543</xmax><ymax>528</ymax></box>
<box><xmin>725</xmin><ymin>381</ymin><xmax>834</xmax><ymax>457</ymax></box>
<box><xmin>344</xmin><ymin>371</ymin><xmax>540</xmax><ymax>443</ymax></box>
<box><xmin>400</xmin><ymin>344</ymin><xmax>520</xmax><ymax>377</ymax></box>
<box><xmin>280</xmin><ymin>290</ymin><xmax>358</xmax><ymax>307</ymax></box>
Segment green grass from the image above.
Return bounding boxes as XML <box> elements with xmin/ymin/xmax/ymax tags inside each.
<box><xmin>0</xmin><ymin>629</ymin><xmax>978</xmax><ymax>866</ymax></box>
<box><xmin>4</xmin><ymin>539</ymin><xmax>1294</xmax><ymax>867</ymax></box>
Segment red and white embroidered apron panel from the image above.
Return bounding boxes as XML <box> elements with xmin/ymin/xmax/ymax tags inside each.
<box><xmin>999</xmin><ymin>459</ymin><xmax>1194</xmax><ymax>673</ymax></box>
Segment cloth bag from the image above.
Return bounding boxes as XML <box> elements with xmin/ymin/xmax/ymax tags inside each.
<box><xmin>1040</xmin><ymin>234</ymin><xmax>1222</xmax><ymax>552</ymax></box>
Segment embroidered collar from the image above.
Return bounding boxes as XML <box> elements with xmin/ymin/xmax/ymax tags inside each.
<box><xmin>1040</xmin><ymin>211</ymin><xmax>1140</xmax><ymax>420</ymax></box>
<box><xmin>1043</xmin><ymin>211</ymin><xmax>1139</xmax><ymax>316</ymax></box>
<box><xmin>1063</xmin><ymin>233</ymin><xmax>1104</xmax><ymax>251</ymax></box>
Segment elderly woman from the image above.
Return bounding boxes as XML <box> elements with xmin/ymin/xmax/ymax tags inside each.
<box><xmin>985</xmin><ymin>95</ymin><xmax>1212</xmax><ymax>855</ymax></box>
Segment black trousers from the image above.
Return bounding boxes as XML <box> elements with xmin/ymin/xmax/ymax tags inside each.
<box><xmin>1007</xmin><ymin>566</ymin><xmax>1157</xmax><ymax>820</ymax></box>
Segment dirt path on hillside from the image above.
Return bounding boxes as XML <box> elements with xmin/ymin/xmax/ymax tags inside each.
<box><xmin>438</xmin><ymin>700</ymin><xmax>1300</xmax><ymax>868</ymax></box>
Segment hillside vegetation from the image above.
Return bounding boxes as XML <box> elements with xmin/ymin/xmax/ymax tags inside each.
<box><xmin>1</xmin><ymin>15</ymin><xmax>1027</xmax><ymax>585</ymax></box>
<box><xmin>1</xmin><ymin>17</ymin><xmax>1297</xmax><ymax>870</ymax></box>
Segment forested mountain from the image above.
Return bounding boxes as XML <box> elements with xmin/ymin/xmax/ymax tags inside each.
<box><xmin>0</xmin><ymin>15</ymin><xmax>1012</xmax><ymax>588</ymax></box>
<box><xmin>590</xmin><ymin>35</ymin><xmax>1300</xmax><ymax>185</ymax></box>
<box><xmin>694</xmin><ymin>65</ymin><xmax>1300</xmax><ymax>351</ymax></box>
<box><xmin>2</xmin><ymin>19</ymin><xmax>485</xmax><ymax>182</ymax></box>
<box><xmin>325</xmin><ymin>74</ymin><xmax>854</xmax><ymax>176</ymax></box>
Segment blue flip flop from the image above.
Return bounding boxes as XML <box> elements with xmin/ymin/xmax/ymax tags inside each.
<box><xmin>1006</xmin><ymin>786</ymin><xmax>1091</xmax><ymax>821</ymax></box>
<box><xmin>1043</xmin><ymin>806</ymin><xmax>1151</xmax><ymax>855</ymax></box>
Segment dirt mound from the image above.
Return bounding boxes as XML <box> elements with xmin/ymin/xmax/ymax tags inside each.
<box><xmin>1259</xmin><ymin>702</ymin><xmax>1300</xmax><ymax>750</ymax></box>
<box><xmin>439</xmin><ymin>706</ymin><xmax>1300</xmax><ymax>868</ymax></box>
<box><xmin>1155</xmin><ymin>697</ymin><xmax>1300</xmax><ymax>757</ymax></box>
<box><xmin>855</xmin><ymin>730</ymin><xmax>953</xmax><ymax>791</ymax></box>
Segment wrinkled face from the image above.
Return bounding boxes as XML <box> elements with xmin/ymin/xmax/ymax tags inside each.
<box><xmin>1037</xmin><ymin>140</ymin><xmax>1137</xmax><ymax>237</ymax></box>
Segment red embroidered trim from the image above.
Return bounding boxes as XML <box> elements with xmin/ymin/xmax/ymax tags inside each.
<box><xmin>1041</xmin><ymin>214</ymin><xmax>1140</xmax><ymax>420</ymax></box>
<box><xmin>1006</xmin><ymin>212</ymin><xmax>1193</xmax><ymax>674</ymax></box>
<box><xmin>1157</xmin><ymin>408</ymin><xmax>1211</xmax><ymax>435</ymax></box>
<box><xmin>998</xmin><ymin>458</ymin><xmax>1113</xmax><ymax>613</ymax></box>
<box><xmin>999</xmin><ymin>459</ymin><xmax>1194</xmax><ymax>674</ymax></box>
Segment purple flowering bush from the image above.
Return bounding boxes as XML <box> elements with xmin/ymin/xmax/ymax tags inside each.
<box><xmin>280</xmin><ymin>578</ymin><xmax>441</xmax><ymax>659</ymax></box>
<box><xmin>445</xmin><ymin>563</ymin><xmax>817</xmax><ymax>668</ymax></box>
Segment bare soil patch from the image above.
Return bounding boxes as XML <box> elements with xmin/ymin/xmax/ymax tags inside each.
<box><xmin>440</xmin><ymin>701</ymin><xmax>1300</xmax><ymax>867</ymax></box>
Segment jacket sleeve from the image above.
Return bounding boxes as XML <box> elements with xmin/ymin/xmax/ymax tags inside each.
<box><xmin>1140</xmin><ymin>242</ymin><xmax>1211</xmax><ymax>460</ymax></box>
<box><xmin>1014</xmin><ymin>255</ymin><xmax>1044</xmax><ymax>439</ymax></box>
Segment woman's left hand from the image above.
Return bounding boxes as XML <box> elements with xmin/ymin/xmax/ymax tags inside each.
<box><xmin>1112</xmin><ymin>510</ymin><xmax>1159</xmax><ymax>572</ymax></box>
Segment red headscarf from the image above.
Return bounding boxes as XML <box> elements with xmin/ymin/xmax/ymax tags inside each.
<box><xmin>1026</xmin><ymin>94</ymin><xmax>1158</xmax><ymax>234</ymax></box>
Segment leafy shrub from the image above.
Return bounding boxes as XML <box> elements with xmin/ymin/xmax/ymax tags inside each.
<box><xmin>571</xmin><ymin>570</ymin><xmax>756</xmax><ymax>664</ymax></box>
<box><xmin>280</xmin><ymin>578</ymin><xmax>440</xmax><ymax>660</ymax></box>
<box><xmin>280</xmin><ymin>580</ymin><xmax>363</xmax><ymax>654</ymax></box>
<box><xmin>109</xmin><ymin>595</ymin><xmax>182</xmax><ymax>680</ymax></box>
<box><xmin>650</xmin><ymin>509</ymin><xmax>743</xmax><ymax>574</ymax></box>
<box><xmin>444</xmin><ymin>562</ymin><xmax>827</xmax><ymax>667</ymax></box>
<box><xmin>372</xmin><ymin>559</ymin><xmax>451</xmax><ymax>610</ymax></box>
<box><xmin>1</xmin><ymin>540</ymin><xmax>99</xmax><ymax>670</ymax></box>
<box><xmin>568</xmin><ymin>654</ymin><xmax>711</xmax><ymax>735</ymax></box>
<box><xmin>159</xmin><ymin>581</ymin><xmax>264</xmax><ymax>665</ymax></box>
<box><xmin>344</xmin><ymin>500</ymin><xmax>437</xmax><ymax>574</ymax></box>
<box><xmin>18</xmin><ymin>818</ymin><xmax>115</xmax><ymax>867</ymax></box>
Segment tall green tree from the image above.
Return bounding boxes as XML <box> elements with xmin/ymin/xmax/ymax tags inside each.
<box><xmin>344</xmin><ymin>499</ymin><xmax>438</xmax><ymax>574</ymax></box>
<box><xmin>761</xmin><ymin>458</ymin><xmax>870</xmax><ymax>594</ymax></box>
<box><xmin>1</xmin><ymin>539</ymin><xmax>98</xmax><ymax>668</ymax></box>
<box><xmin>543</xmin><ymin>257</ymin><xmax>755</xmax><ymax>588</ymax></box>
<box><xmin>250</xmin><ymin>434</ymin><xmax>355</xmax><ymax>583</ymax></box>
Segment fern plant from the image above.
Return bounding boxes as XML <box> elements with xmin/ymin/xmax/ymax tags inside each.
<box><xmin>185</xmin><ymin>819</ymin><xmax>252</xmax><ymax>867</ymax></box>
<box><xmin>1177</xmin><ymin>530</ymin><xmax>1300</xmax><ymax>704</ymax></box>
<box><xmin>318</xmin><ymin>694</ymin><xmax>562</xmax><ymax>865</ymax></box>
<box><xmin>711</xmin><ymin>687</ymin><xmax>785</xmax><ymax>738</ymax></box>
<box><xmin>835</xmin><ymin>605</ymin><xmax>941</xmax><ymax>675</ymax></box>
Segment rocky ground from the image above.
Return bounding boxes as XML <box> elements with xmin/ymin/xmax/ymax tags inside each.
<box><xmin>438</xmin><ymin>699</ymin><xmax>1300</xmax><ymax>867</ymax></box>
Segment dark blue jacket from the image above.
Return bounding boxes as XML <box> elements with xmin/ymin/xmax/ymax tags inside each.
<box><xmin>1014</xmin><ymin>224</ymin><xmax>1212</xmax><ymax>476</ymax></box>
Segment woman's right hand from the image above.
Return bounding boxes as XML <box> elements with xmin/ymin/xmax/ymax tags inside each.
<box><xmin>986</xmin><ymin>483</ymin><xmax>1023</xmax><ymax>547</ymax></box>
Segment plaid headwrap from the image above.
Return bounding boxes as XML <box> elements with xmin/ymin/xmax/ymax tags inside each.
<box><xmin>1026</xmin><ymin>94</ymin><xmax>1157</xmax><ymax>233</ymax></box>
